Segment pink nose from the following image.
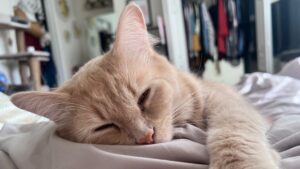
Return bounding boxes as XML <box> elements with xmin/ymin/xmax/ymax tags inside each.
<box><xmin>137</xmin><ymin>128</ymin><xmax>154</xmax><ymax>144</ymax></box>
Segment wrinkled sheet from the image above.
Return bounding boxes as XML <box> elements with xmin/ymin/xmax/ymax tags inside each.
<box><xmin>0</xmin><ymin>92</ymin><xmax>48</xmax><ymax>129</ymax></box>
<box><xmin>1</xmin><ymin>73</ymin><xmax>300</xmax><ymax>169</ymax></box>
<box><xmin>278</xmin><ymin>57</ymin><xmax>300</xmax><ymax>80</ymax></box>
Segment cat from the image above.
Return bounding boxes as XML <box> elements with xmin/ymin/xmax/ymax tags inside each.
<box><xmin>11</xmin><ymin>3</ymin><xmax>280</xmax><ymax>169</ymax></box>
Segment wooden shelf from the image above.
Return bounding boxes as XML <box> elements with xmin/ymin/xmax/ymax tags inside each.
<box><xmin>0</xmin><ymin>22</ymin><xmax>30</xmax><ymax>30</ymax></box>
<box><xmin>0</xmin><ymin>14</ymin><xmax>30</xmax><ymax>30</ymax></box>
<box><xmin>0</xmin><ymin>51</ymin><xmax>49</xmax><ymax>61</ymax></box>
<box><xmin>0</xmin><ymin>14</ymin><xmax>46</xmax><ymax>91</ymax></box>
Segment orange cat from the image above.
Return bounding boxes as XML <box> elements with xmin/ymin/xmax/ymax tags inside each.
<box><xmin>11</xmin><ymin>3</ymin><xmax>280</xmax><ymax>169</ymax></box>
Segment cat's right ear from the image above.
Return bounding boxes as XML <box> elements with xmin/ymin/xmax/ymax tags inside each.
<box><xmin>113</xmin><ymin>2</ymin><xmax>153</xmax><ymax>58</ymax></box>
<box><xmin>11</xmin><ymin>92</ymin><xmax>69</xmax><ymax>123</ymax></box>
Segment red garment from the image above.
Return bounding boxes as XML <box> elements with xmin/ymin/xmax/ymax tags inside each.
<box><xmin>24</xmin><ymin>32</ymin><xmax>42</xmax><ymax>51</ymax></box>
<box><xmin>218</xmin><ymin>0</ymin><xmax>228</xmax><ymax>57</ymax></box>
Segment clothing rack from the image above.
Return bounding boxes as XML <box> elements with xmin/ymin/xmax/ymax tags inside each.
<box><xmin>182</xmin><ymin>0</ymin><xmax>257</xmax><ymax>74</ymax></box>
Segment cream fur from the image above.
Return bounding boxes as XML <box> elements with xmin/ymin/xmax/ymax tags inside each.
<box><xmin>11</xmin><ymin>3</ymin><xmax>280</xmax><ymax>169</ymax></box>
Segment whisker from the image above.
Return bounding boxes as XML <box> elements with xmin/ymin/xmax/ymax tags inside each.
<box><xmin>172</xmin><ymin>87</ymin><xmax>203</xmax><ymax>113</ymax></box>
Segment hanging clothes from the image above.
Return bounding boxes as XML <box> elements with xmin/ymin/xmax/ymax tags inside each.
<box><xmin>200</xmin><ymin>2</ymin><xmax>217</xmax><ymax>60</ymax></box>
<box><xmin>235</xmin><ymin>0</ymin><xmax>245</xmax><ymax>58</ymax></box>
<box><xmin>182</xmin><ymin>0</ymin><xmax>203</xmax><ymax>74</ymax></box>
<box><xmin>217</xmin><ymin>0</ymin><xmax>229</xmax><ymax>59</ymax></box>
<box><xmin>182</xmin><ymin>0</ymin><xmax>218</xmax><ymax>75</ymax></box>
<box><xmin>182</xmin><ymin>0</ymin><xmax>257</xmax><ymax>73</ymax></box>
<box><xmin>238</xmin><ymin>0</ymin><xmax>257</xmax><ymax>73</ymax></box>
<box><xmin>192</xmin><ymin>5</ymin><xmax>202</xmax><ymax>56</ymax></box>
<box><xmin>183</xmin><ymin>2</ymin><xmax>196</xmax><ymax>58</ymax></box>
<box><xmin>226</xmin><ymin>0</ymin><xmax>239</xmax><ymax>65</ymax></box>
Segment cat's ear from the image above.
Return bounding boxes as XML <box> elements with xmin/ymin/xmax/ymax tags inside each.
<box><xmin>113</xmin><ymin>2</ymin><xmax>153</xmax><ymax>57</ymax></box>
<box><xmin>11</xmin><ymin>92</ymin><xmax>69</xmax><ymax>123</ymax></box>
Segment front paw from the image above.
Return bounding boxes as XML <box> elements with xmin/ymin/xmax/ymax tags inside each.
<box><xmin>209</xmin><ymin>161</ymin><xmax>280</xmax><ymax>169</ymax></box>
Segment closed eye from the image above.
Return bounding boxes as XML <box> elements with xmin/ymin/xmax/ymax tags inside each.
<box><xmin>94</xmin><ymin>123</ymin><xmax>116</xmax><ymax>132</ymax></box>
<box><xmin>138</xmin><ymin>88</ymin><xmax>151</xmax><ymax>112</ymax></box>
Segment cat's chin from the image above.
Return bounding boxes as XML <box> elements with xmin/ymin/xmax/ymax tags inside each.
<box><xmin>153</xmin><ymin>135</ymin><xmax>173</xmax><ymax>144</ymax></box>
<box><xmin>154</xmin><ymin>139</ymin><xmax>171</xmax><ymax>144</ymax></box>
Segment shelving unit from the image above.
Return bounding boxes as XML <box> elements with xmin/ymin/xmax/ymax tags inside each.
<box><xmin>0</xmin><ymin>14</ymin><xmax>30</xmax><ymax>30</ymax></box>
<box><xmin>0</xmin><ymin>14</ymin><xmax>49</xmax><ymax>91</ymax></box>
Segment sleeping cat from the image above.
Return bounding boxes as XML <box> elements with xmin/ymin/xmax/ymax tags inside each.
<box><xmin>11</xmin><ymin>3</ymin><xmax>280</xmax><ymax>169</ymax></box>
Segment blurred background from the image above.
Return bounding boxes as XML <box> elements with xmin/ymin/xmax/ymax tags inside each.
<box><xmin>0</xmin><ymin>0</ymin><xmax>299</xmax><ymax>94</ymax></box>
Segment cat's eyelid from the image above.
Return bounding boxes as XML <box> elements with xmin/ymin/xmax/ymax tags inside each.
<box><xmin>91</xmin><ymin>105</ymin><xmax>107</xmax><ymax>121</ymax></box>
<box><xmin>93</xmin><ymin>123</ymin><xmax>116</xmax><ymax>132</ymax></box>
<box><xmin>138</xmin><ymin>88</ymin><xmax>151</xmax><ymax>111</ymax></box>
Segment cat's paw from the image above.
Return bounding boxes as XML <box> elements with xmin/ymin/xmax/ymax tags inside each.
<box><xmin>270</xmin><ymin>148</ymin><xmax>281</xmax><ymax>164</ymax></box>
<box><xmin>208</xmin><ymin>161</ymin><xmax>280</xmax><ymax>169</ymax></box>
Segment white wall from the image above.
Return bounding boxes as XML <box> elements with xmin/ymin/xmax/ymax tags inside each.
<box><xmin>45</xmin><ymin>0</ymin><xmax>87</xmax><ymax>83</ymax></box>
<box><xmin>45</xmin><ymin>0</ymin><xmax>129</xmax><ymax>82</ymax></box>
<box><xmin>203</xmin><ymin>60</ymin><xmax>245</xmax><ymax>85</ymax></box>
<box><xmin>150</xmin><ymin>0</ymin><xmax>163</xmax><ymax>27</ymax></box>
<box><xmin>84</xmin><ymin>19</ymin><xmax>102</xmax><ymax>59</ymax></box>
<box><xmin>0</xmin><ymin>0</ymin><xmax>20</xmax><ymax>84</ymax></box>
<box><xmin>162</xmin><ymin>0</ymin><xmax>189</xmax><ymax>71</ymax></box>
<box><xmin>255</xmin><ymin>0</ymin><xmax>274</xmax><ymax>73</ymax></box>
<box><xmin>85</xmin><ymin>0</ymin><xmax>164</xmax><ymax>58</ymax></box>
<box><xmin>94</xmin><ymin>0</ymin><xmax>163</xmax><ymax>33</ymax></box>
<box><xmin>68</xmin><ymin>0</ymin><xmax>122</xmax><ymax>59</ymax></box>
<box><xmin>83</xmin><ymin>0</ymin><xmax>126</xmax><ymax>59</ymax></box>
<box><xmin>96</xmin><ymin>0</ymin><xmax>126</xmax><ymax>33</ymax></box>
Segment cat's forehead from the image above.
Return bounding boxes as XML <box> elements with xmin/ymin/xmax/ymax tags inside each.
<box><xmin>72</xmin><ymin>52</ymin><xmax>156</xmax><ymax>101</ymax></box>
<box><xmin>98</xmin><ymin>55</ymin><xmax>152</xmax><ymax>85</ymax></box>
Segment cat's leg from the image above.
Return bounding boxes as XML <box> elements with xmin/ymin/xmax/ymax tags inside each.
<box><xmin>204</xmin><ymin>88</ymin><xmax>280</xmax><ymax>169</ymax></box>
<box><xmin>270</xmin><ymin>148</ymin><xmax>281</xmax><ymax>164</ymax></box>
<box><xmin>207</xmin><ymin>120</ymin><xmax>280</xmax><ymax>169</ymax></box>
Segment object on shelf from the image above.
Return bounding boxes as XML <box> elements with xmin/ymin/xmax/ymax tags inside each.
<box><xmin>5</xmin><ymin>84</ymin><xmax>33</xmax><ymax>95</ymax></box>
<box><xmin>0</xmin><ymin>73</ymin><xmax>8</xmax><ymax>93</ymax></box>
<box><xmin>0</xmin><ymin>51</ymin><xmax>49</xmax><ymax>91</ymax></box>
<box><xmin>0</xmin><ymin>14</ymin><xmax>30</xmax><ymax>30</ymax></box>
<box><xmin>0</xmin><ymin>51</ymin><xmax>49</xmax><ymax>61</ymax></box>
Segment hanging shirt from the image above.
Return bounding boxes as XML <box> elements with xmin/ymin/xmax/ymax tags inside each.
<box><xmin>217</xmin><ymin>0</ymin><xmax>229</xmax><ymax>58</ymax></box>
<box><xmin>201</xmin><ymin>2</ymin><xmax>217</xmax><ymax>60</ymax></box>
<box><xmin>226</xmin><ymin>0</ymin><xmax>239</xmax><ymax>64</ymax></box>
<box><xmin>192</xmin><ymin>5</ymin><xmax>202</xmax><ymax>56</ymax></box>
<box><xmin>183</xmin><ymin>3</ymin><xmax>195</xmax><ymax>58</ymax></box>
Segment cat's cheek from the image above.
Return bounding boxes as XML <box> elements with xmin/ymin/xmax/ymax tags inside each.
<box><xmin>115</xmin><ymin>131</ymin><xmax>136</xmax><ymax>145</ymax></box>
<box><xmin>154</xmin><ymin>122</ymin><xmax>174</xmax><ymax>143</ymax></box>
<box><xmin>122</xmin><ymin>138</ymin><xmax>137</xmax><ymax>145</ymax></box>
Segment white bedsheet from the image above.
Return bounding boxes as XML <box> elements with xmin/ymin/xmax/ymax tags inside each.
<box><xmin>1</xmin><ymin>57</ymin><xmax>300</xmax><ymax>169</ymax></box>
<box><xmin>0</xmin><ymin>92</ymin><xmax>48</xmax><ymax>129</ymax></box>
<box><xmin>1</xmin><ymin>73</ymin><xmax>300</xmax><ymax>169</ymax></box>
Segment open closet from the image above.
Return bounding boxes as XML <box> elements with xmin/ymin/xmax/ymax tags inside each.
<box><xmin>181</xmin><ymin>0</ymin><xmax>257</xmax><ymax>76</ymax></box>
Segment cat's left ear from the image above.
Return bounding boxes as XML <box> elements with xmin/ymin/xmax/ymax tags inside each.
<box><xmin>10</xmin><ymin>91</ymin><xmax>69</xmax><ymax>123</ymax></box>
<box><xmin>113</xmin><ymin>2</ymin><xmax>153</xmax><ymax>57</ymax></box>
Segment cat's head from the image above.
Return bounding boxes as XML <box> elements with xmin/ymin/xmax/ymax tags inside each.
<box><xmin>11</xmin><ymin>3</ymin><xmax>179</xmax><ymax>145</ymax></box>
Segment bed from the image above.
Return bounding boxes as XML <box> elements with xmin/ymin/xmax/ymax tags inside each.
<box><xmin>1</xmin><ymin>58</ymin><xmax>300</xmax><ymax>169</ymax></box>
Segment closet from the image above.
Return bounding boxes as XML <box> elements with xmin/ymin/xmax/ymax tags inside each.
<box><xmin>181</xmin><ymin>0</ymin><xmax>257</xmax><ymax>76</ymax></box>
